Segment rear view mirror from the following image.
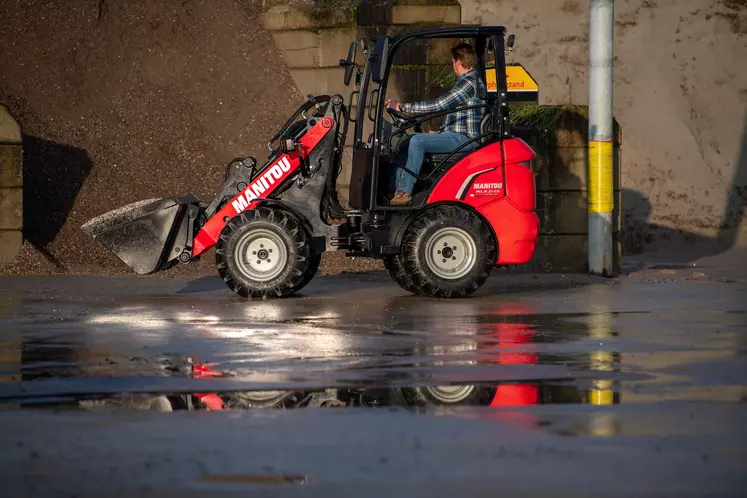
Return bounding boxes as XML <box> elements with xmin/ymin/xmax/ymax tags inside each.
<box><xmin>343</xmin><ymin>42</ymin><xmax>356</xmax><ymax>86</ymax></box>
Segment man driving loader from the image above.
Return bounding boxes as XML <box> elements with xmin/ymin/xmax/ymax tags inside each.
<box><xmin>384</xmin><ymin>42</ymin><xmax>486</xmax><ymax>206</ymax></box>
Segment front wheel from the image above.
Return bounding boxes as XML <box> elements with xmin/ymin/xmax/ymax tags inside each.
<box><xmin>396</xmin><ymin>205</ymin><xmax>497</xmax><ymax>298</ymax></box>
<box><xmin>216</xmin><ymin>207</ymin><xmax>317</xmax><ymax>299</ymax></box>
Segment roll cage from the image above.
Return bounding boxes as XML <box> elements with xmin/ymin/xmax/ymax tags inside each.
<box><xmin>345</xmin><ymin>26</ymin><xmax>513</xmax><ymax>211</ymax></box>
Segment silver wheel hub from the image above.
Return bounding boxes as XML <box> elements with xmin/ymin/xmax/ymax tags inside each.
<box><xmin>424</xmin><ymin>227</ymin><xmax>477</xmax><ymax>280</ymax></box>
<box><xmin>239</xmin><ymin>390</ymin><xmax>287</xmax><ymax>402</ymax></box>
<box><xmin>426</xmin><ymin>384</ymin><xmax>476</xmax><ymax>403</ymax></box>
<box><xmin>234</xmin><ymin>228</ymin><xmax>288</xmax><ymax>282</ymax></box>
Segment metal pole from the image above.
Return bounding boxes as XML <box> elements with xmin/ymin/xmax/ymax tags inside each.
<box><xmin>588</xmin><ymin>0</ymin><xmax>615</xmax><ymax>276</ymax></box>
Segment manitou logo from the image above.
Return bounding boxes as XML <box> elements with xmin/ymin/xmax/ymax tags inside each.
<box><xmin>232</xmin><ymin>156</ymin><xmax>292</xmax><ymax>213</ymax></box>
<box><xmin>474</xmin><ymin>182</ymin><xmax>502</xmax><ymax>189</ymax></box>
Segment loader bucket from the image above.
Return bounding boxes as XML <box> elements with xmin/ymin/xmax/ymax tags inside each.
<box><xmin>81</xmin><ymin>196</ymin><xmax>199</xmax><ymax>275</ymax></box>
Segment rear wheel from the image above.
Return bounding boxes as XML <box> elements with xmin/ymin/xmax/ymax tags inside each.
<box><xmin>216</xmin><ymin>207</ymin><xmax>317</xmax><ymax>299</ymax></box>
<box><xmin>383</xmin><ymin>254</ymin><xmax>418</xmax><ymax>293</ymax></box>
<box><xmin>396</xmin><ymin>205</ymin><xmax>497</xmax><ymax>298</ymax></box>
<box><xmin>393</xmin><ymin>385</ymin><xmax>496</xmax><ymax>408</ymax></box>
<box><xmin>294</xmin><ymin>251</ymin><xmax>321</xmax><ymax>292</ymax></box>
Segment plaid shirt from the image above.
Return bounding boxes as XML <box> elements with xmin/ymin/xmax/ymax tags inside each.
<box><xmin>401</xmin><ymin>68</ymin><xmax>486</xmax><ymax>139</ymax></box>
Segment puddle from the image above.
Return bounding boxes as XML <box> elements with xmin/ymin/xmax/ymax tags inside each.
<box><xmin>5</xmin><ymin>379</ymin><xmax>623</xmax><ymax>413</ymax></box>
<box><xmin>2</xmin><ymin>345</ymin><xmax>629</xmax><ymax>412</ymax></box>
<box><xmin>1</xmin><ymin>290</ymin><xmax>745</xmax><ymax>413</ymax></box>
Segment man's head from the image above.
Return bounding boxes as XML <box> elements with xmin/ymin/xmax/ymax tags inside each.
<box><xmin>451</xmin><ymin>42</ymin><xmax>476</xmax><ymax>76</ymax></box>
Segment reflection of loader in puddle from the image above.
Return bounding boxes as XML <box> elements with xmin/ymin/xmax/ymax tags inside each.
<box><xmin>13</xmin><ymin>298</ymin><xmax>620</xmax><ymax>420</ymax></box>
<box><xmin>386</xmin><ymin>300</ymin><xmax>622</xmax><ymax>411</ymax></box>
<box><xmin>17</xmin><ymin>299</ymin><xmax>622</xmax><ymax>421</ymax></box>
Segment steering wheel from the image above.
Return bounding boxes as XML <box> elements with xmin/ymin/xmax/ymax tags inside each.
<box><xmin>387</xmin><ymin>107</ymin><xmax>417</xmax><ymax>127</ymax></box>
<box><xmin>387</xmin><ymin>107</ymin><xmax>423</xmax><ymax>135</ymax></box>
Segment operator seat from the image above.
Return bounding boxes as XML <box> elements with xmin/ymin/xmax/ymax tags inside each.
<box><xmin>424</xmin><ymin>109</ymin><xmax>494</xmax><ymax>168</ymax></box>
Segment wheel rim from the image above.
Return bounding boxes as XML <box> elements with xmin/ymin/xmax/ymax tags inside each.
<box><xmin>238</xmin><ymin>391</ymin><xmax>287</xmax><ymax>402</ymax></box>
<box><xmin>424</xmin><ymin>227</ymin><xmax>477</xmax><ymax>280</ymax></box>
<box><xmin>234</xmin><ymin>228</ymin><xmax>288</xmax><ymax>282</ymax></box>
<box><xmin>425</xmin><ymin>385</ymin><xmax>476</xmax><ymax>403</ymax></box>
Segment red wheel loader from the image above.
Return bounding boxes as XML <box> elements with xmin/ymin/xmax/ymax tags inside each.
<box><xmin>82</xmin><ymin>27</ymin><xmax>540</xmax><ymax>299</ymax></box>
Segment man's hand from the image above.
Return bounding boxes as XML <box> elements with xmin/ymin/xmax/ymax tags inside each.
<box><xmin>385</xmin><ymin>98</ymin><xmax>402</xmax><ymax>111</ymax></box>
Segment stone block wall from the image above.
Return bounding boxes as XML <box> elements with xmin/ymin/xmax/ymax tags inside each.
<box><xmin>511</xmin><ymin>105</ymin><xmax>622</xmax><ymax>273</ymax></box>
<box><xmin>0</xmin><ymin>106</ymin><xmax>22</xmax><ymax>270</ymax></box>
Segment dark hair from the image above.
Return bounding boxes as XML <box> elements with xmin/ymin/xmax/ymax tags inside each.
<box><xmin>450</xmin><ymin>42</ymin><xmax>476</xmax><ymax>69</ymax></box>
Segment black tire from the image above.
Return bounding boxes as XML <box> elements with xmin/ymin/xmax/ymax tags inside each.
<box><xmin>384</xmin><ymin>254</ymin><xmax>418</xmax><ymax>293</ymax></box>
<box><xmin>221</xmin><ymin>391</ymin><xmax>298</xmax><ymax>409</ymax></box>
<box><xmin>392</xmin><ymin>385</ymin><xmax>496</xmax><ymax>408</ymax></box>
<box><xmin>216</xmin><ymin>207</ymin><xmax>316</xmax><ymax>299</ymax></box>
<box><xmin>294</xmin><ymin>251</ymin><xmax>321</xmax><ymax>292</ymax></box>
<box><xmin>79</xmin><ymin>396</ymin><xmax>174</xmax><ymax>412</ymax></box>
<box><xmin>397</xmin><ymin>205</ymin><xmax>497</xmax><ymax>298</ymax></box>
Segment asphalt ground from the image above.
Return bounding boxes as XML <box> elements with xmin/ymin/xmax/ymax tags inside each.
<box><xmin>0</xmin><ymin>267</ymin><xmax>746</xmax><ymax>497</ymax></box>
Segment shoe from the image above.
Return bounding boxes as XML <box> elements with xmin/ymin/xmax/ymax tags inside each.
<box><xmin>390</xmin><ymin>191</ymin><xmax>412</xmax><ymax>206</ymax></box>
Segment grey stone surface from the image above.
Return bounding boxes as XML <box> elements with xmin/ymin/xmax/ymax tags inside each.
<box><xmin>0</xmin><ymin>106</ymin><xmax>22</xmax><ymax>271</ymax></box>
<box><xmin>0</xmin><ymin>106</ymin><xmax>21</xmax><ymax>144</ymax></box>
<box><xmin>0</xmin><ymin>231</ymin><xmax>22</xmax><ymax>269</ymax></box>
<box><xmin>0</xmin><ymin>188</ymin><xmax>22</xmax><ymax>230</ymax></box>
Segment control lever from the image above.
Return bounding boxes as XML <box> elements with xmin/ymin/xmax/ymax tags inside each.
<box><xmin>281</xmin><ymin>139</ymin><xmax>310</xmax><ymax>179</ymax></box>
<box><xmin>296</xmin><ymin>142</ymin><xmax>310</xmax><ymax>178</ymax></box>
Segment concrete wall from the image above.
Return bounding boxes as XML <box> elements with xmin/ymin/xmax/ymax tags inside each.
<box><xmin>260</xmin><ymin>0</ymin><xmax>463</xmax><ymax>207</ymax></box>
<box><xmin>0</xmin><ymin>105</ymin><xmax>22</xmax><ymax>270</ymax></box>
<box><xmin>460</xmin><ymin>0</ymin><xmax>747</xmax><ymax>251</ymax></box>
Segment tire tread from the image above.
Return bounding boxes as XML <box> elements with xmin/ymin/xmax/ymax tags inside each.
<box><xmin>215</xmin><ymin>207</ymin><xmax>319</xmax><ymax>299</ymax></box>
<box><xmin>392</xmin><ymin>205</ymin><xmax>497</xmax><ymax>298</ymax></box>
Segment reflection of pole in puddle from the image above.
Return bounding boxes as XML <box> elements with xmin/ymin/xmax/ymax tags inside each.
<box><xmin>588</xmin><ymin>305</ymin><xmax>619</xmax><ymax>436</ymax></box>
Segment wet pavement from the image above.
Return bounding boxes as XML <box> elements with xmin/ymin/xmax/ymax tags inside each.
<box><xmin>0</xmin><ymin>269</ymin><xmax>746</xmax><ymax>496</ymax></box>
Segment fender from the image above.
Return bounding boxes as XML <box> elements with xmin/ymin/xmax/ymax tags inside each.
<box><xmin>425</xmin><ymin>138</ymin><xmax>538</xmax><ymax>266</ymax></box>
<box><xmin>389</xmin><ymin>201</ymin><xmax>498</xmax><ymax>257</ymax></box>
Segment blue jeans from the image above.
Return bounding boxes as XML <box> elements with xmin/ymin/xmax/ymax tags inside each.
<box><xmin>391</xmin><ymin>131</ymin><xmax>473</xmax><ymax>194</ymax></box>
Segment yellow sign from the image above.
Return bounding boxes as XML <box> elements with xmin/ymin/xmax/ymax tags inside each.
<box><xmin>485</xmin><ymin>65</ymin><xmax>539</xmax><ymax>93</ymax></box>
<box><xmin>588</xmin><ymin>140</ymin><xmax>614</xmax><ymax>213</ymax></box>
<box><xmin>506</xmin><ymin>65</ymin><xmax>539</xmax><ymax>92</ymax></box>
<box><xmin>485</xmin><ymin>68</ymin><xmax>497</xmax><ymax>92</ymax></box>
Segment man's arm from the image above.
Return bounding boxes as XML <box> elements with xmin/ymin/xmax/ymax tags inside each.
<box><xmin>401</xmin><ymin>78</ymin><xmax>471</xmax><ymax>114</ymax></box>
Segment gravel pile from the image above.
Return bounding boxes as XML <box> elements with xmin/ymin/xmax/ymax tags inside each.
<box><xmin>0</xmin><ymin>0</ymin><xmax>379</xmax><ymax>277</ymax></box>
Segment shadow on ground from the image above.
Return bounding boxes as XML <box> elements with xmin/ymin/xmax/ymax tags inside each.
<box><xmin>621</xmin><ymin>111</ymin><xmax>747</xmax><ymax>267</ymax></box>
<box><xmin>21</xmin><ymin>135</ymin><xmax>93</xmax><ymax>266</ymax></box>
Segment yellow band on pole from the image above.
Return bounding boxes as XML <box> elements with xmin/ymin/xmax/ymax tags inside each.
<box><xmin>590</xmin><ymin>381</ymin><xmax>614</xmax><ymax>405</ymax></box>
<box><xmin>588</xmin><ymin>140</ymin><xmax>614</xmax><ymax>213</ymax></box>
<box><xmin>589</xmin><ymin>350</ymin><xmax>615</xmax><ymax>405</ymax></box>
